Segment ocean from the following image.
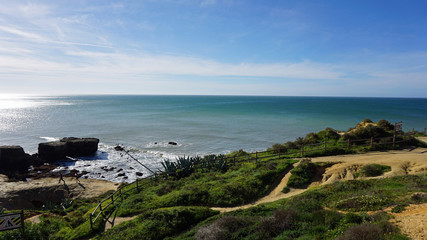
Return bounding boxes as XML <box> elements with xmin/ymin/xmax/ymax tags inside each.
<box><xmin>1</xmin><ymin>95</ymin><xmax>426</xmax><ymax>182</ymax></box>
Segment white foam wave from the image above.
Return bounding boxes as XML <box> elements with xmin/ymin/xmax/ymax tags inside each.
<box><xmin>40</xmin><ymin>136</ymin><xmax>60</xmax><ymax>142</ymax></box>
<box><xmin>53</xmin><ymin>143</ymin><xmax>171</xmax><ymax>183</ymax></box>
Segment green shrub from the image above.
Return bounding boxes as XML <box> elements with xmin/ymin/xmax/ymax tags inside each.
<box><xmin>358</xmin><ymin>164</ymin><xmax>391</xmax><ymax>177</ymax></box>
<box><xmin>317</xmin><ymin>128</ymin><xmax>341</xmax><ymax>141</ymax></box>
<box><xmin>304</xmin><ymin>133</ymin><xmax>319</xmax><ymax>144</ymax></box>
<box><xmin>287</xmin><ymin>159</ymin><xmax>316</xmax><ymax>188</ymax></box>
<box><xmin>269</xmin><ymin>144</ymin><xmax>287</xmax><ymax>154</ymax></box>
<box><xmin>391</xmin><ymin>203</ymin><xmax>409</xmax><ymax>213</ymax></box>
<box><xmin>195</xmin><ymin>216</ymin><xmax>256</xmax><ymax>240</ymax></box>
<box><xmin>334</xmin><ymin>195</ymin><xmax>391</xmax><ymax>211</ymax></box>
<box><xmin>337</xmin><ymin>223</ymin><xmax>383</xmax><ymax>240</ymax></box>
<box><xmin>98</xmin><ymin>207</ymin><xmax>218</xmax><ymax>240</ymax></box>
<box><xmin>256</xmin><ymin>209</ymin><xmax>299</xmax><ymax>238</ymax></box>
<box><xmin>377</xmin><ymin>119</ymin><xmax>394</xmax><ymax>131</ymax></box>
<box><xmin>282</xmin><ymin>186</ymin><xmax>290</xmax><ymax>193</ymax></box>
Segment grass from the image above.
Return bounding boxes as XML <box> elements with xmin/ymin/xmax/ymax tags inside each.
<box><xmin>174</xmin><ymin>174</ymin><xmax>425</xmax><ymax>240</ymax></box>
<box><xmin>355</xmin><ymin>164</ymin><xmax>392</xmax><ymax>178</ymax></box>
<box><xmin>1</xmin><ymin>119</ymin><xmax>424</xmax><ymax>239</ymax></box>
<box><xmin>95</xmin><ymin>207</ymin><xmax>218</xmax><ymax>240</ymax></box>
<box><xmin>116</xmin><ymin>158</ymin><xmax>296</xmax><ymax>216</ymax></box>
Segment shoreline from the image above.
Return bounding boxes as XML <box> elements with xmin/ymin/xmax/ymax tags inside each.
<box><xmin>2</xmin><ymin>141</ymin><xmax>426</xmax><ymax>211</ymax></box>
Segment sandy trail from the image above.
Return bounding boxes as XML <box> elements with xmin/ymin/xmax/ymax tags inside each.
<box><xmin>390</xmin><ymin>203</ymin><xmax>427</xmax><ymax>240</ymax></box>
<box><xmin>212</xmin><ymin>145</ymin><xmax>427</xmax><ymax>213</ymax></box>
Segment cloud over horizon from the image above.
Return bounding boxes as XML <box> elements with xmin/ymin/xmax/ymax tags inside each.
<box><xmin>0</xmin><ymin>1</ymin><xmax>426</xmax><ymax>97</ymax></box>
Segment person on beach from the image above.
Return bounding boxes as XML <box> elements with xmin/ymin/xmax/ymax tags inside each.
<box><xmin>58</xmin><ymin>173</ymin><xmax>65</xmax><ymax>184</ymax></box>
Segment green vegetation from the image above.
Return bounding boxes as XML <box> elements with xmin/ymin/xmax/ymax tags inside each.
<box><xmin>1</xmin><ymin>119</ymin><xmax>425</xmax><ymax>239</ymax></box>
<box><xmin>116</xmin><ymin>158</ymin><xmax>295</xmax><ymax>216</ymax></box>
<box><xmin>175</xmin><ymin>174</ymin><xmax>426</xmax><ymax>240</ymax></box>
<box><xmin>287</xmin><ymin>159</ymin><xmax>316</xmax><ymax>188</ymax></box>
<box><xmin>356</xmin><ymin>164</ymin><xmax>392</xmax><ymax>178</ymax></box>
<box><xmin>95</xmin><ymin>207</ymin><xmax>218</xmax><ymax>240</ymax></box>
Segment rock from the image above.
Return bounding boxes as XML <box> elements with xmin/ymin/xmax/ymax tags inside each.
<box><xmin>168</xmin><ymin>141</ymin><xmax>177</xmax><ymax>146</ymax></box>
<box><xmin>117</xmin><ymin>173</ymin><xmax>126</xmax><ymax>177</ymax></box>
<box><xmin>136</xmin><ymin>172</ymin><xmax>143</xmax><ymax>176</ymax></box>
<box><xmin>117</xmin><ymin>168</ymin><xmax>123</xmax><ymax>172</ymax></box>
<box><xmin>60</xmin><ymin>137</ymin><xmax>99</xmax><ymax>157</ymax></box>
<box><xmin>38</xmin><ymin>141</ymin><xmax>67</xmax><ymax>162</ymax></box>
<box><xmin>0</xmin><ymin>146</ymin><xmax>31</xmax><ymax>173</ymax></box>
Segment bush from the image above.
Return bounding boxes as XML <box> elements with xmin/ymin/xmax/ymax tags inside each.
<box><xmin>358</xmin><ymin>164</ymin><xmax>391</xmax><ymax>177</ymax></box>
<box><xmin>256</xmin><ymin>209</ymin><xmax>298</xmax><ymax>238</ymax></box>
<box><xmin>391</xmin><ymin>203</ymin><xmax>408</xmax><ymax>213</ymax></box>
<box><xmin>99</xmin><ymin>207</ymin><xmax>218</xmax><ymax>240</ymax></box>
<box><xmin>282</xmin><ymin>186</ymin><xmax>290</xmax><ymax>193</ymax></box>
<box><xmin>334</xmin><ymin>195</ymin><xmax>391</xmax><ymax>211</ymax></box>
<box><xmin>317</xmin><ymin>128</ymin><xmax>341</xmax><ymax>141</ymax></box>
<box><xmin>269</xmin><ymin>144</ymin><xmax>287</xmax><ymax>154</ymax></box>
<box><xmin>195</xmin><ymin>216</ymin><xmax>256</xmax><ymax>240</ymax></box>
<box><xmin>287</xmin><ymin>159</ymin><xmax>316</xmax><ymax>188</ymax></box>
<box><xmin>304</xmin><ymin>133</ymin><xmax>319</xmax><ymax>144</ymax></box>
<box><xmin>377</xmin><ymin>119</ymin><xmax>394</xmax><ymax>131</ymax></box>
<box><xmin>337</xmin><ymin>223</ymin><xmax>384</xmax><ymax>240</ymax></box>
<box><xmin>284</xmin><ymin>141</ymin><xmax>298</xmax><ymax>149</ymax></box>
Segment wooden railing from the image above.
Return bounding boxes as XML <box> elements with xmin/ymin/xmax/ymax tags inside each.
<box><xmin>89</xmin><ymin>131</ymin><xmax>423</xmax><ymax>229</ymax></box>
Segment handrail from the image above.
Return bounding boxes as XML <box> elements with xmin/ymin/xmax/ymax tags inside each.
<box><xmin>89</xmin><ymin>131</ymin><xmax>423</xmax><ymax>230</ymax></box>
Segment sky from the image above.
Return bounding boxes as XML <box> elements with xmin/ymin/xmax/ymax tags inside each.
<box><xmin>0</xmin><ymin>0</ymin><xmax>427</xmax><ymax>97</ymax></box>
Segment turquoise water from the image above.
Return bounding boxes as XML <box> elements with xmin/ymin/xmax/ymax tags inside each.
<box><xmin>1</xmin><ymin>95</ymin><xmax>426</xmax><ymax>182</ymax></box>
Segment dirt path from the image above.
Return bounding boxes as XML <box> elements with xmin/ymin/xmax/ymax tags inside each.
<box><xmin>212</xmin><ymin>162</ymin><xmax>311</xmax><ymax>213</ymax></box>
<box><xmin>212</xmin><ymin>145</ymin><xmax>427</xmax><ymax>213</ymax></box>
<box><xmin>390</xmin><ymin>203</ymin><xmax>427</xmax><ymax>240</ymax></box>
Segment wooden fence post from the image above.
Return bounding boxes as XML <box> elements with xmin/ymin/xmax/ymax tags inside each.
<box><xmin>347</xmin><ymin>139</ymin><xmax>350</xmax><ymax>150</ymax></box>
<box><xmin>370</xmin><ymin>137</ymin><xmax>374</xmax><ymax>148</ymax></box>
<box><xmin>20</xmin><ymin>210</ymin><xmax>24</xmax><ymax>237</ymax></box>
<box><xmin>90</xmin><ymin>213</ymin><xmax>93</xmax><ymax>230</ymax></box>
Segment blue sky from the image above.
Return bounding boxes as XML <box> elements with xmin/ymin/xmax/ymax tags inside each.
<box><xmin>1</xmin><ymin>0</ymin><xmax>427</xmax><ymax>97</ymax></box>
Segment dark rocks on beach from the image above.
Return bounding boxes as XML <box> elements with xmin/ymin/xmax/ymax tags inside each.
<box><xmin>117</xmin><ymin>168</ymin><xmax>123</xmax><ymax>172</ymax></box>
<box><xmin>0</xmin><ymin>146</ymin><xmax>31</xmax><ymax>173</ymax></box>
<box><xmin>38</xmin><ymin>137</ymin><xmax>99</xmax><ymax>162</ymax></box>
<box><xmin>136</xmin><ymin>172</ymin><xmax>143</xmax><ymax>176</ymax></box>
<box><xmin>168</xmin><ymin>141</ymin><xmax>178</xmax><ymax>146</ymax></box>
<box><xmin>117</xmin><ymin>173</ymin><xmax>126</xmax><ymax>177</ymax></box>
<box><xmin>60</xmin><ymin>137</ymin><xmax>99</xmax><ymax>157</ymax></box>
<box><xmin>38</xmin><ymin>141</ymin><xmax>67</xmax><ymax>162</ymax></box>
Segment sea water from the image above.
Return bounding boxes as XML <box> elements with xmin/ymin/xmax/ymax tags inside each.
<box><xmin>1</xmin><ymin>95</ymin><xmax>426</xmax><ymax>182</ymax></box>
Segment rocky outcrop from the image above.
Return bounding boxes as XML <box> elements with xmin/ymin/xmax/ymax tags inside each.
<box><xmin>38</xmin><ymin>141</ymin><xmax>67</xmax><ymax>162</ymax></box>
<box><xmin>60</xmin><ymin>137</ymin><xmax>99</xmax><ymax>157</ymax></box>
<box><xmin>0</xmin><ymin>146</ymin><xmax>30</xmax><ymax>173</ymax></box>
<box><xmin>38</xmin><ymin>137</ymin><xmax>99</xmax><ymax>161</ymax></box>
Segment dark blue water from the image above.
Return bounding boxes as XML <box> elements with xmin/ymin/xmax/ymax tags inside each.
<box><xmin>1</xmin><ymin>95</ymin><xmax>426</xmax><ymax>182</ymax></box>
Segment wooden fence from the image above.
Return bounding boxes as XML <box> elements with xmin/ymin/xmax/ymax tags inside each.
<box><xmin>89</xmin><ymin>131</ymin><xmax>423</xmax><ymax>229</ymax></box>
<box><xmin>0</xmin><ymin>211</ymin><xmax>24</xmax><ymax>234</ymax></box>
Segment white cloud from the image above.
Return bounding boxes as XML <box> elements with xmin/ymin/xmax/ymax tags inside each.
<box><xmin>0</xmin><ymin>26</ymin><xmax>47</xmax><ymax>42</ymax></box>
